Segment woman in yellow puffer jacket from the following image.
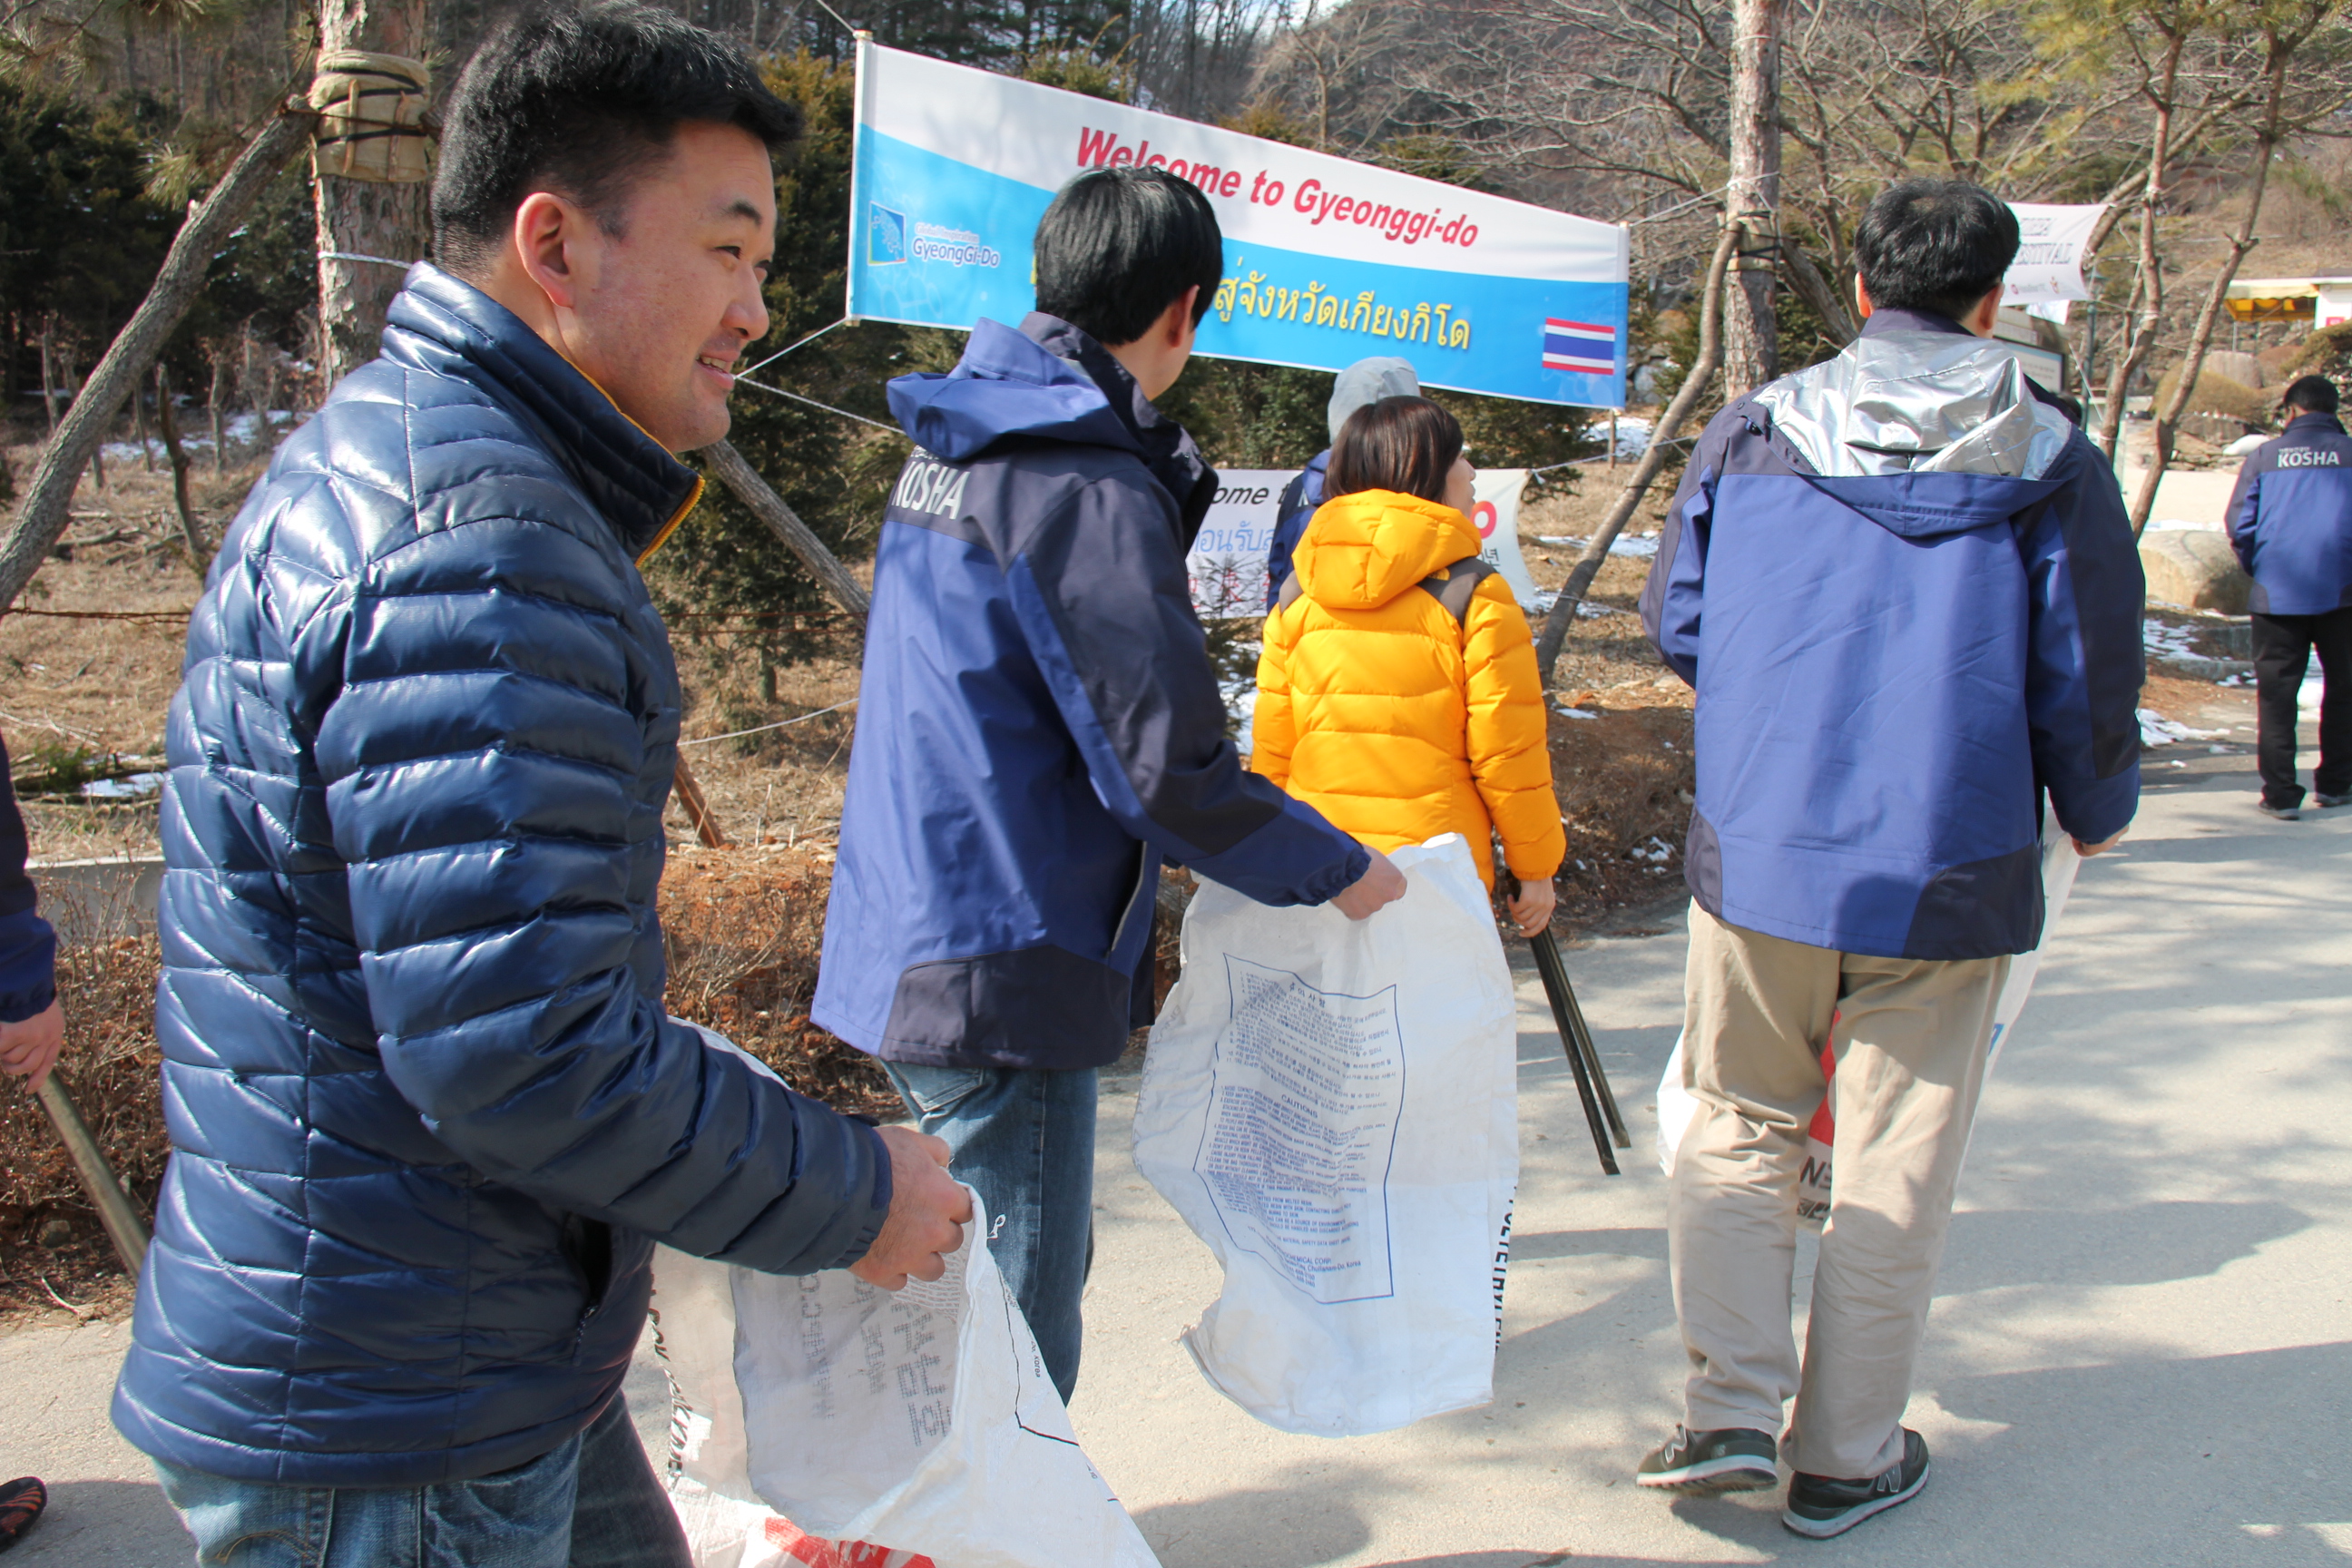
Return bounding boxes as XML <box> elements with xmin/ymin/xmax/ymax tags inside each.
<box><xmin>1252</xmin><ymin>395</ymin><xmax>1565</xmax><ymax>935</ymax></box>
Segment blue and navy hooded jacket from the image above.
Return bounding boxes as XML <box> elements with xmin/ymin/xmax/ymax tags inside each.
<box><xmin>1266</xmin><ymin>450</ymin><xmax>1329</xmax><ymax>608</ymax></box>
<box><xmin>1641</xmin><ymin>308</ymin><xmax>2143</xmax><ymax>960</ymax></box>
<box><xmin>0</xmin><ymin>734</ymin><xmax>57</xmax><ymax>1024</ymax></box>
<box><xmin>2227</xmin><ymin>410</ymin><xmax>2352</xmax><ymax>616</ymax></box>
<box><xmin>113</xmin><ymin>266</ymin><xmax>891</xmax><ymax>1487</ymax></box>
<box><xmin>815</xmin><ymin>314</ymin><xmax>1367</xmax><ymax>1070</ymax></box>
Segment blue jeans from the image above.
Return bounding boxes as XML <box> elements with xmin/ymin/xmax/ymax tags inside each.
<box><xmin>882</xmin><ymin>1063</ymin><xmax>1097</xmax><ymax>1402</ymax></box>
<box><xmin>152</xmin><ymin>1396</ymin><xmax>689</xmax><ymax>1567</ymax></box>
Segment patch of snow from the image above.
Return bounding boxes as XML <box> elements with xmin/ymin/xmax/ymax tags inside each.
<box><xmin>1535</xmin><ymin>534</ymin><xmax>1661</xmax><ymax>558</ymax></box>
<box><xmin>1627</xmin><ymin>835</ymin><xmax>1675</xmax><ymax>865</ymax></box>
<box><xmin>1580</xmin><ymin>414</ymin><xmax>1654</xmax><ymax>462</ymax></box>
<box><xmin>2224</xmin><ymin>433</ymin><xmax>2269</xmax><ymax>456</ymax></box>
<box><xmin>2138</xmin><ymin>709</ymin><xmax>2228</xmax><ymax>746</ymax></box>
<box><xmin>81</xmin><ymin>771</ymin><xmax>166</xmax><ymax>799</ymax></box>
<box><xmin>99</xmin><ymin>409</ymin><xmax>299</xmax><ymax>465</ymax></box>
<box><xmin>2143</xmin><ymin>518</ymin><xmax>2223</xmax><ymax>532</ymax></box>
<box><xmin>1554</xmin><ymin>706</ymin><xmax>1599</xmax><ymax>720</ymax></box>
<box><xmin>1529</xmin><ymin>589</ymin><xmax>1625</xmax><ymax>618</ymax></box>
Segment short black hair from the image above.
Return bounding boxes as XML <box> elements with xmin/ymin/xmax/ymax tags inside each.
<box><xmin>431</xmin><ymin>1</ymin><xmax>799</xmax><ymax>277</ymax></box>
<box><xmin>2282</xmin><ymin>373</ymin><xmax>2340</xmax><ymax>415</ymax></box>
<box><xmin>1853</xmin><ymin>179</ymin><xmax>2021</xmax><ymax>323</ymax></box>
<box><xmin>1329</xmin><ymin>396</ymin><xmax>1465</xmax><ymax>505</ymax></box>
<box><xmin>1033</xmin><ymin>167</ymin><xmax>1222</xmax><ymax>347</ymax></box>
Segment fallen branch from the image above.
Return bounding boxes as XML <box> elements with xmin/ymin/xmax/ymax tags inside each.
<box><xmin>1534</xmin><ymin>225</ymin><xmax>1737</xmax><ymax>690</ymax></box>
<box><xmin>0</xmin><ymin>102</ymin><xmax>318</xmax><ymax>612</ymax></box>
<box><xmin>697</xmin><ymin>439</ymin><xmax>872</xmax><ymax>618</ymax></box>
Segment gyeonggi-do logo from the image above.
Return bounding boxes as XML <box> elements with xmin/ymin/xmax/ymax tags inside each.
<box><xmin>867</xmin><ymin>202</ymin><xmax>907</xmax><ymax>267</ymax></box>
<box><xmin>912</xmin><ymin>221</ymin><xmax>1002</xmax><ymax>269</ymax></box>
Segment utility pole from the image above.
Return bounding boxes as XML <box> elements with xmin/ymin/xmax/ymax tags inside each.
<box><xmin>1723</xmin><ymin>0</ymin><xmax>1785</xmax><ymax>397</ymax></box>
<box><xmin>310</xmin><ymin>0</ymin><xmax>434</xmax><ymax>387</ymax></box>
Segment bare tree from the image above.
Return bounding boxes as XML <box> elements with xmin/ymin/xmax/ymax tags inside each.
<box><xmin>1723</xmin><ymin>0</ymin><xmax>1784</xmax><ymax>393</ymax></box>
<box><xmin>311</xmin><ymin>0</ymin><xmax>433</xmax><ymax>386</ymax></box>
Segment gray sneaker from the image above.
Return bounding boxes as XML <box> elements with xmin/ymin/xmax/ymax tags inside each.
<box><xmin>2313</xmin><ymin>791</ymin><xmax>2349</xmax><ymax>808</ymax></box>
<box><xmin>1783</xmin><ymin>1428</ymin><xmax>1930</xmax><ymax>1538</ymax></box>
<box><xmin>1635</xmin><ymin>1426</ymin><xmax>1779</xmax><ymax>1494</ymax></box>
<box><xmin>2259</xmin><ymin>799</ymin><xmax>2302</xmax><ymax>821</ymax></box>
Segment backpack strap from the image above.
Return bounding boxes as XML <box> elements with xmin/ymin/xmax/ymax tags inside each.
<box><xmin>1419</xmin><ymin>557</ymin><xmax>1495</xmax><ymax>626</ymax></box>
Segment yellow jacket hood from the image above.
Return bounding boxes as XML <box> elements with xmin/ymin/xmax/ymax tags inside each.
<box><xmin>1292</xmin><ymin>489</ymin><xmax>1484</xmax><ymax>611</ymax></box>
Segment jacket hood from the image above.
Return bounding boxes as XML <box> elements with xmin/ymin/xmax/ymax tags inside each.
<box><xmin>887</xmin><ymin>313</ymin><xmax>1219</xmax><ymax>546</ymax></box>
<box><xmin>1295</xmin><ymin>488</ymin><xmax>1482</xmax><ymax>609</ymax></box>
<box><xmin>1749</xmin><ymin>309</ymin><xmax>2076</xmax><ymax>540</ymax></box>
<box><xmin>886</xmin><ymin>316</ymin><xmax>1138</xmax><ymax>461</ymax></box>
<box><xmin>378</xmin><ymin>264</ymin><xmax>701</xmax><ymax>563</ymax></box>
<box><xmin>1328</xmin><ymin>357</ymin><xmax>1420</xmax><ymax>441</ymax></box>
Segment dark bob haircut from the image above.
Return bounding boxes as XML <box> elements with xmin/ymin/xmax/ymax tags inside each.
<box><xmin>1853</xmin><ymin>179</ymin><xmax>2021</xmax><ymax>324</ymax></box>
<box><xmin>2282</xmin><ymin>374</ymin><xmax>2340</xmax><ymax>415</ymax></box>
<box><xmin>431</xmin><ymin>1</ymin><xmax>799</xmax><ymax>277</ymax></box>
<box><xmin>1034</xmin><ymin>167</ymin><xmax>1222</xmax><ymax>347</ymax></box>
<box><xmin>1328</xmin><ymin>396</ymin><xmax>1465</xmax><ymax>506</ymax></box>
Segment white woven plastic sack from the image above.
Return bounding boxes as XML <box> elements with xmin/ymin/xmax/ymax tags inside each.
<box><xmin>1132</xmin><ymin>834</ymin><xmax>1520</xmax><ymax>1437</ymax></box>
<box><xmin>653</xmin><ymin>1188</ymin><xmax>1157</xmax><ymax>1568</ymax></box>
<box><xmin>1655</xmin><ymin>830</ymin><xmax>2084</xmax><ymax>1204</ymax></box>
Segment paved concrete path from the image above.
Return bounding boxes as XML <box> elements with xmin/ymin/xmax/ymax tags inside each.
<box><xmin>7</xmin><ymin>732</ymin><xmax>2348</xmax><ymax>1565</ymax></box>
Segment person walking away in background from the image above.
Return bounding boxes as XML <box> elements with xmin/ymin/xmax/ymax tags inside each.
<box><xmin>2226</xmin><ymin>373</ymin><xmax>2352</xmax><ymax>821</ymax></box>
<box><xmin>1</xmin><ymin>731</ymin><xmax>63</xmax><ymax>1556</ymax></box>
<box><xmin>1635</xmin><ymin>179</ymin><xmax>2143</xmax><ymax>1538</ymax></box>
<box><xmin>817</xmin><ymin>166</ymin><xmax>1406</xmax><ymax>1405</ymax></box>
<box><xmin>111</xmin><ymin>10</ymin><xmax>969</xmax><ymax>1565</ymax></box>
<box><xmin>1265</xmin><ymin>357</ymin><xmax>1421</xmax><ymax>607</ymax></box>
<box><xmin>1250</xmin><ymin>394</ymin><xmax>1563</xmax><ymax>934</ymax></box>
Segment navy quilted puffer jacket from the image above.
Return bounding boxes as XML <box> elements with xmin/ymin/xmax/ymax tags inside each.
<box><xmin>112</xmin><ymin>265</ymin><xmax>892</xmax><ymax>1486</ymax></box>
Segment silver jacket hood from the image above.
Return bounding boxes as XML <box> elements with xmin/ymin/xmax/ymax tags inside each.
<box><xmin>1752</xmin><ymin>329</ymin><xmax>2072</xmax><ymax>482</ymax></box>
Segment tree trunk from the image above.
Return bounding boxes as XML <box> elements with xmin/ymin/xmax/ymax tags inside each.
<box><xmin>207</xmin><ymin>345</ymin><xmax>229</xmax><ymax>476</ymax></box>
<box><xmin>313</xmin><ymin>0</ymin><xmax>432</xmax><ymax>387</ymax></box>
<box><xmin>2129</xmin><ymin>20</ymin><xmax>2306</xmax><ymax>539</ymax></box>
<box><xmin>697</xmin><ymin>439</ymin><xmax>874</xmax><ymax>617</ymax></box>
<box><xmin>1723</xmin><ymin>0</ymin><xmax>1784</xmax><ymax>397</ymax></box>
<box><xmin>1534</xmin><ymin>227</ymin><xmax>1740</xmax><ymax>690</ymax></box>
<box><xmin>2093</xmin><ymin>29</ymin><xmax>2187</xmax><ymax>463</ymax></box>
<box><xmin>155</xmin><ymin>364</ymin><xmax>207</xmax><ymax>572</ymax></box>
<box><xmin>38</xmin><ymin>318</ymin><xmax>59</xmax><ymax>434</ymax></box>
<box><xmin>132</xmin><ymin>375</ymin><xmax>155</xmax><ymax>471</ymax></box>
<box><xmin>0</xmin><ymin>105</ymin><xmax>318</xmax><ymax>612</ymax></box>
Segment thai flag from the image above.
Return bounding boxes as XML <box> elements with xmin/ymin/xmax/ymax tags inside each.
<box><xmin>1543</xmin><ymin>318</ymin><xmax>1618</xmax><ymax>377</ymax></box>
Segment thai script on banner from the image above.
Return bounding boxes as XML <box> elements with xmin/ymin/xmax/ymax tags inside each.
<box><xmin>1213</xmin><ymin>269</ymin><xmax>1474</xmax><ymax>351</ymax></box>
<box><xmin>847</xmin><ymin>41</ymin><xmax>1629</xmax><ymax>407</ymax></box>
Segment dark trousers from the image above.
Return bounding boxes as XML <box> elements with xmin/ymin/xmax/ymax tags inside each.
<box><xmin>2251</xmin><ymin>607</ymin><xmax>2352</xmax><ymax>808</ymax></box>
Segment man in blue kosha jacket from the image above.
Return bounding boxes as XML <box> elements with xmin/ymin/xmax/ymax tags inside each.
<box><xmin>1264</xmin><ymin>356</ymin><xmax>1421</xmax><ymax>606</ymax></box>
<box><xmin>816</xmin><ymin>167</ymin><xmax>1406</xmax><ymax>1402</ymax></box>
<box><xmin>111</xmin><ymin>8</ymin><xmax>969</xmax><ymax>1563</ymax></box>
<box><xmin>1633</xmin><ymin>181</ymin><xmax>2142</xmax><ymax>1537</ymax></box>
<box><xmin>2226</xmin><ymin>373</ymin><xmax>2352</xmax><ymax>819</ymax></box>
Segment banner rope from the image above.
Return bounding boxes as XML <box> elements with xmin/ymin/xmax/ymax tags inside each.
<box><xmin>736</xmin><ymin>375</ymin><xmax>906</xmax><ymax>436</ymax></box>
<box><xmin>736</xmin><ymin>316</ymin><xmax>853</xmax><ymax>381</ymax></box>
<box><xmin>680</xmin><ymin>696</ymin><xmax>859</xmax><ymax>747</ymax></box>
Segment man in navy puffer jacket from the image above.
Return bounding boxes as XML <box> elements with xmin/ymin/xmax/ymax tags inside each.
<box><xmin>1633</xmin><ymin>181</ymin><xmax>2141</xmax><ymax>1537</ymax></box>
<box><xmin>112</xmin><ymin>9</ymin><xmax>967</xmax><ymax>1563</ymax></box>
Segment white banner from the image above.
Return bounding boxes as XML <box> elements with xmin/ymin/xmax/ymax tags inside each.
<box><xmin>1184</xmin><ymin>470</ymin><xmax>1537</xmax><ymax>621</ymax></box>
<box><xmin>849</xmin><ymin>42</ymin><xmax>1629</xmax><ymax>406</ymax></box>
<box><xmin>2003</xmin><ymin>203</ymin><xmax>2107</xmax><ymax>309</ymax></box>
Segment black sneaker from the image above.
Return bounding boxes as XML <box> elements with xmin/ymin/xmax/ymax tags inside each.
<box><xmin>2314</xmin><ymin>792</ymin><xmax>2349</xmax><ymax>808</ymax></box>
<box><xmin>1782</xmin><ymin>1428</ymin><xmax>1930</xmax><ymax>1538</ymax></box>
<box><xmin>1635</xmin><ymin>1426</ymin><xmax>1779</xmax><ymax>1494</ymax></box>
<box><xmin>2259</xmin><ymin>799</ymin><xmax>2302</xmax><ymax>821</ymax></box>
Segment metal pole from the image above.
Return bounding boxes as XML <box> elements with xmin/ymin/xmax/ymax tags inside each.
<box><xmin>34</xmin><ymin>1070</ymin><xmax>150</xmax><ymax>1275</ymax></box>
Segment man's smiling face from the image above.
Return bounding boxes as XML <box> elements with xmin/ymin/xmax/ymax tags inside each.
<box><xmin>562</xmin><ymin>120</ymin><xmax>776</xmax><ymax>453</ymax></box>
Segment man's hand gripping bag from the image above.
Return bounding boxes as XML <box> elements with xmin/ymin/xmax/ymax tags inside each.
<box><xmin>652</xmin><ymin>1191</ymin><xmax>1159</xmax><ymax>1568</ymax></box>
<box><xmin>1132</xmin><ymin>835</ymin><xmax>1521</xmax><ymax>1437</ymax></box>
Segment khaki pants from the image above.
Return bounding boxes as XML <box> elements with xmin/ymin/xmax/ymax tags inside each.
<box><xmin>1670</xmin><ymin>901</ymin><xmax>2009</xmax><ymax>1479</ymax></box>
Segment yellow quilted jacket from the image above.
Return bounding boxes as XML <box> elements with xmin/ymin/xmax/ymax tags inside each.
<box><xmin>1250</xmin><ymin>488</ymin><xmax>1565</xmax><ymax>890</ymax></box>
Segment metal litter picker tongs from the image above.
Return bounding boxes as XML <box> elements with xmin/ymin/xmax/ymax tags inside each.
<box><xmin>1506</xmin><ymin>876</ymin><xmax>1631</xmax><ymax>1175</ymax></box>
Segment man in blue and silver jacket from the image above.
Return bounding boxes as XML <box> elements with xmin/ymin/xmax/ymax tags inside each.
<box><xmin>111</xmin><ymin>9</ymin><xmax>967</xmax><ymax>1563</ymax></box>
<box><xmin>2226</xmin><ymin>373</ymin><xmax>2352</xmax><ymax>818</ymax></box>
<box><xmin>1633</xmin><ymin>181</ymin><xmax>2142</xmax><ymax>1538</ymax></box>
<box><xmin>816</xmin><ymin>167</ymin><xmax>1404</xmax><ymax>1403</ymax></box>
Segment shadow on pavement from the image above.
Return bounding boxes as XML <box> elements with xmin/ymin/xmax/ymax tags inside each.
<box><xmin>1937</xmin><ymin>1199</ymin><xmax>2309</xmax><ymax>1293</ymax></box>
<box><xmin>10</xmin><ymin>1478</ymin><xmax>185</xmax><ymax>1566</ymax></box>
